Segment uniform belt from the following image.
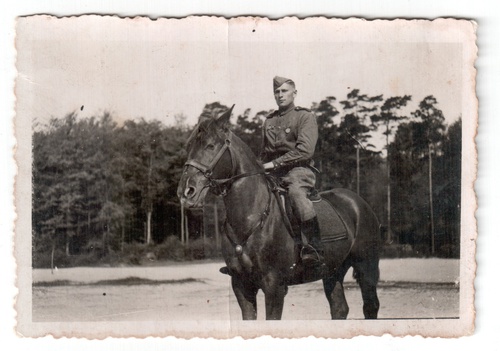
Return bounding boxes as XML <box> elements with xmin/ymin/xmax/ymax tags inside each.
<box><xmin>274</xmin><ymin>160</ymin><xmax>316</xmax><ymax>175</ymax></box>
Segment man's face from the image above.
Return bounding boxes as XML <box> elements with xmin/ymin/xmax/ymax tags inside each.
<box><xmin>274</xmin><ymin>82</ymin><xmax>296</xmax><ymax>109</ymax></box>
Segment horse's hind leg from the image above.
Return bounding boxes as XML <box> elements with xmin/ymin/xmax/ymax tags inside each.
<box><xmin>323</xmin><ymin>264</ymin><xmax>351</xmax><ymax>319</ymax></box>
<box><xmin>353</xmin><ymin>259</ymin><xmax>380</xmax><ymax>319</ymax></box>
<box><xmin>232</xmin><ymin>276</ymin><xmax>258</xmax><ymax>320</ymax></box>
<box><xmin>360</xmin><ymin>282</ymin><xmax>379</xmax><ymax>319</ymax></box>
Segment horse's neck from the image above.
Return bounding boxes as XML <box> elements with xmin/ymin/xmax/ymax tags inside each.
<box><xmin>223</xmin><ymin>145</ymin><xmax>269</xmax><ymax>232</ymax></box>
<box><xmin>224</xmin><ymin>175</ymin><xmax>269</xmax><ymax>231</ymax></box>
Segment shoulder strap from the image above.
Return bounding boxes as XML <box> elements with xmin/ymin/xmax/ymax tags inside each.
<box><xmin>294</xmin><ymin>106</ymin><xmax>311</xmax><ymax>112</ymax></box>
<box><xmin>266</xmin><ymin>110</ymin><xmax>278</xmax><ymax>118</ymax></box>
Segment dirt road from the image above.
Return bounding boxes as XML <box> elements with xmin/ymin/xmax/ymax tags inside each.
<box><xmin>32</xmin><ymin>259</ymin><xmax>459</xmax><ymax>321</ymax></box>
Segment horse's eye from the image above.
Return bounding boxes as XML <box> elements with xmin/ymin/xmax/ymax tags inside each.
<box><xmin>206</xmin><ymin>144</ymin><xmax>215</xmax><ymax>150</ymax></box>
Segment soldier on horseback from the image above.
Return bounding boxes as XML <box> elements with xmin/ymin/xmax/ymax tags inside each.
<box><xmin>181</xmin><ymin>89</ymin><xmax>381</xmax><ymax>318</ymax></box>
<box><xmin>260</xmin><ymin>76</ymin><xmax>324</xmax><ymax>265</ymax></box>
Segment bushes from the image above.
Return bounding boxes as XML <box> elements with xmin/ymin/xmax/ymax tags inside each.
<box><xmin>379</xmin><ymin>242</ymin><xmax>458</xmax><ymax>258</ymax></box>
<box><xmin>184</xmin><ymin>238</ymin><xmax>220</xmax><ymax>260</ymax></box>
<box><xmin>436</xmin><ymin>243</ymin><xmax>460</xmax><ymax>259</ymax></box>
<box><xmin>153</xmin><ymin>236</ymin><xmax>186</xmax><ymax>261</ymax></box>
<box><xmin>32</xmin><ymin>246</ymin><xmax>71</xmax><ymax>269</ymax></box>
<box><xmin>34</xmin><ymin>236</ymin><xmax>459</xmax><ymax>268</ymax></box>
<box><xmin>118</xmin><ymin>237</ymin><xmax>222</xmax><ymax>264</ymax></box>
<box><xmin>32</xmin><ymin>236</ymin><xmax>223</xmax><ymax>268</ymax></box>
<box><xmin>380</xmin><ymin>244</ymin><xmax>418</xmax><ymax>259</ymax></box>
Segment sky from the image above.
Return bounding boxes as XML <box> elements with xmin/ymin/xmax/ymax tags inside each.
<box><xmin>16</xmin><ymin>16</ymin><xmax>472</xmax><ymax>138</ymax></box>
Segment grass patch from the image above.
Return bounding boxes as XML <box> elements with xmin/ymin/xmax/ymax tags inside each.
<box><xmin>94</xmin><ymin>277</ymin><xmax>202</xmax><ymax>286</ymax></box>
<box><xmin>33</xmin><ymin>277</ymin><xmax>203</xmax><ymax>287</ymax></box>
<box><xmin>33</xmin><ymin>280</ymin><xmax>74</xmax><ymax>287</ymax></box>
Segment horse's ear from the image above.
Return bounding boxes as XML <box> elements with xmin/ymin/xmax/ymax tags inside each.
<box><xmin>215</xmin><ymin>104</ymin><xmax>234</xmax><ymax>129</ymax></box>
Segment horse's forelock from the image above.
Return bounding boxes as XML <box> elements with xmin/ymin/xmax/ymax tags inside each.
<box><xmin>187</xmin><ymin>118</ymin><xmax>227</xmax><ymax>149</ymax></box>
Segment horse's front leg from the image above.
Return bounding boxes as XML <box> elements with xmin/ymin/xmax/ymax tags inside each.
<box><xmin>323</xmin><ymin>276</ymin><xmax>349</xmax><ymax>319</ymax></box>
<box><xmin>262</xmin><ymin>273</ymin><xmax>288</xmax><ymax>320</ymax></box>
<box><xmin>231</xmin><ymin>276</ymin><xmax>258</xmax><ymax>320</ymax></box>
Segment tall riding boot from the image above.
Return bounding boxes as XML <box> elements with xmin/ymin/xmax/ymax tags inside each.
<box><xmin>300</xmin><ymin>216</ymin><xmax>324</xmax><ymax>265</ymax></box>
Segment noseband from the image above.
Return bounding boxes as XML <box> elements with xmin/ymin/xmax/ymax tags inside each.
<box><xmin>183</xmin><ymin>132</ymin><xmax>265</xmax><ymax>195</ymax></box>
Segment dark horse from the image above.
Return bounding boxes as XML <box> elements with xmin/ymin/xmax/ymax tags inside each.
<box><xmin>177</xmin><ymin>107</ymin><xmax>381</xmax><ymax>320</ymax></box>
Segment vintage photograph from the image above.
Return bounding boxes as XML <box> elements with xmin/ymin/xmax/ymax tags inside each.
<box><xmin>15</xmin><ymin>16</ymin><xmax>477</xmax><ymax>338</ymax></box>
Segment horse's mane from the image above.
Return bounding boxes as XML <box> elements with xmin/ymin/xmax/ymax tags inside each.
<box><xmin>186</xmin><ymin>122</ymin><xmax>203</xmax><ymax>148</ymax></box>
<box><xmin>186</xmin><ymin>118</ymin><xmax>221</xmax><ymax>148</ymax></box>
<box><xmin>230</xmin><ymin>130</ymin><xmax>262</xmax><ymax>168</ymax></box>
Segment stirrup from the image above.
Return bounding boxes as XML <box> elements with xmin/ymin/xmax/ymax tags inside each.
<box><xmin>308</xmin><ymin>188</ymin><xmax>321</xmax><ymax>202</ymax></box>
<box><xmin>300</xmin><ymin>245</ymin><xmax>324</xmax><ymax>265</ymax></box>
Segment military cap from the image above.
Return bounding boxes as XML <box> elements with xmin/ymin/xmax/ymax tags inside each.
<box><xmin>273</xmin><ymin>76</ymin><xmax>294</xmax><ymax>90</ymax></box>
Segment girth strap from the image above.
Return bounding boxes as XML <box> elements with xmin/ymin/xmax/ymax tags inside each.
<box><xmin>269</xmin><ymin>182</ymin><xmax>300</xmax><ymax>244</ymax></box>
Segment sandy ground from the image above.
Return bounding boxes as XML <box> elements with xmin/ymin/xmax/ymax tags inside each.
<box><xmin>32</xmin><ymin>258</ymin><xmax>460</xmax><ymax>321</ymax></box>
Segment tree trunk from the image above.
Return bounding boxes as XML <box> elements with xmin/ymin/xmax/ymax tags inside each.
<box><xmin>65</xmin><ymin>238</ymin><xmax>70</xmax><ymax>256</ymax></box>
<box><xmin>429</xmin><ymin>143</ymin><xmax>435</xmax><ymax>254</ymax></box>
<box><xmin>121</xmin><ymin>190</ymin><xmax>125</xmax><ymax>251</ymax></box>
<box><xmin>121</xmin><ymin>222</ymin><xmax>125</xmax><ymax>252</ymax></box>
<box><xmin>146</xmin><ymin>210</ymin><xmax>152</xmax><ymax>244</ymax></box>
<box><xmin>356</xmin><ymin>146</ymin><xmax>360</xmax><ymax>195</ymax></box>
<box><xmin>145</xmin><ymin>150</ymin><xmax>154</xmax><ymax>245</ymax></box>
<box><xmin>387</xmin><ymin>163</ymin><xmax>392</xmax><ymax>244</ymax></box>
<box><xmin>386</xmin><ymin>118</ymin><xmax>392</xmax><ymax>244</ymax></box>
<box><xmin>51</xmin><ymin>240</ymin><xmax>55</xmax><ymax>275</ymax></box>
<box><xmin>65</xmin><ymin>209</ymin><xmax>71</xmax><ymax>256</ymax></box>
<box><xmin>181</xmin><ymin>202</ymin><xmax>185</xmax><ymax>244</ymax></box>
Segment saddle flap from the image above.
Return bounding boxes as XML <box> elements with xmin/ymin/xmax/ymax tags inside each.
<box><xmin>314</xmin><ymin>199</ymin><xmax>348</xmax><ymax>243</ymax></box>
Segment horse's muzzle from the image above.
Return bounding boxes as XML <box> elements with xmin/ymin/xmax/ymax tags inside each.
<box><xmin>177</xmin><ymin>175</ymin><xmax>207</xmax><ymax>209</ymax></box>
<box><xmin>183</xmin><ymin>186</ymin><xmax>197</xmax><ymax>199</ymax></box>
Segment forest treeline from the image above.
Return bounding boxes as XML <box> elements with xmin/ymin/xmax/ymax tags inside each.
<box><xmin>32</xmin><ymin>90</ymin><xmax>461</xmax><ymax>268</ymax></box>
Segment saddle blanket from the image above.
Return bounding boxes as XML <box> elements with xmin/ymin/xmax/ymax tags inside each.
<box><xmin>313</xmin><ymin>198</ymin><xmax>348</xmax><ymax>243</ymax></box>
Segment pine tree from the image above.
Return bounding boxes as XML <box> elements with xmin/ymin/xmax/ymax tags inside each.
<box><xmin>371</xmin><ymin>95</ymin><xmax>412</xmax><ymax>243</ymax></box>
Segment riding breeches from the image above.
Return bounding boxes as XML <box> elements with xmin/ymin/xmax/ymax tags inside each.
<box><xmin>280</xmin><ymin>166</ymin><xmax>316</xmax><ymax>222</ymax></box>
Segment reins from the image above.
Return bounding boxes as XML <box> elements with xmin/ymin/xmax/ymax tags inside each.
<box><xmin>183</xmin><ymin>131</ymin><xmax>296</xmax><ymax>254</ymax></box>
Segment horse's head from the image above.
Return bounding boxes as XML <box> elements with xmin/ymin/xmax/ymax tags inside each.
<box><xmin>177</xmin><ymin>105</ymin><xmax>235</xmax><ymax>208</ymax></box>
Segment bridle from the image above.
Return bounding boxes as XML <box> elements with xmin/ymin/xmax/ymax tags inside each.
<box><xmin>183</xmin><ymin>131</ymin><xmax>265</xmax><ymax>196</ymax></box>
<box><xmin>182</xmin><ymin>131</ymin><xmax>271</xmax><ymax>254</ymax></box>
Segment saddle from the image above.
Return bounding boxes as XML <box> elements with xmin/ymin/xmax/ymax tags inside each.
<box><xmin>266</xmin><ymin>175</ymin><xmax>348</xmax><ymax>244</ymax></box>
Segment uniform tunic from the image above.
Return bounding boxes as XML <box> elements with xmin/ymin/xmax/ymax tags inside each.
<box><xmin>260</xmin><ymin>103</ymin><xmax>318</xmax><ymax>221</ymax></box>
